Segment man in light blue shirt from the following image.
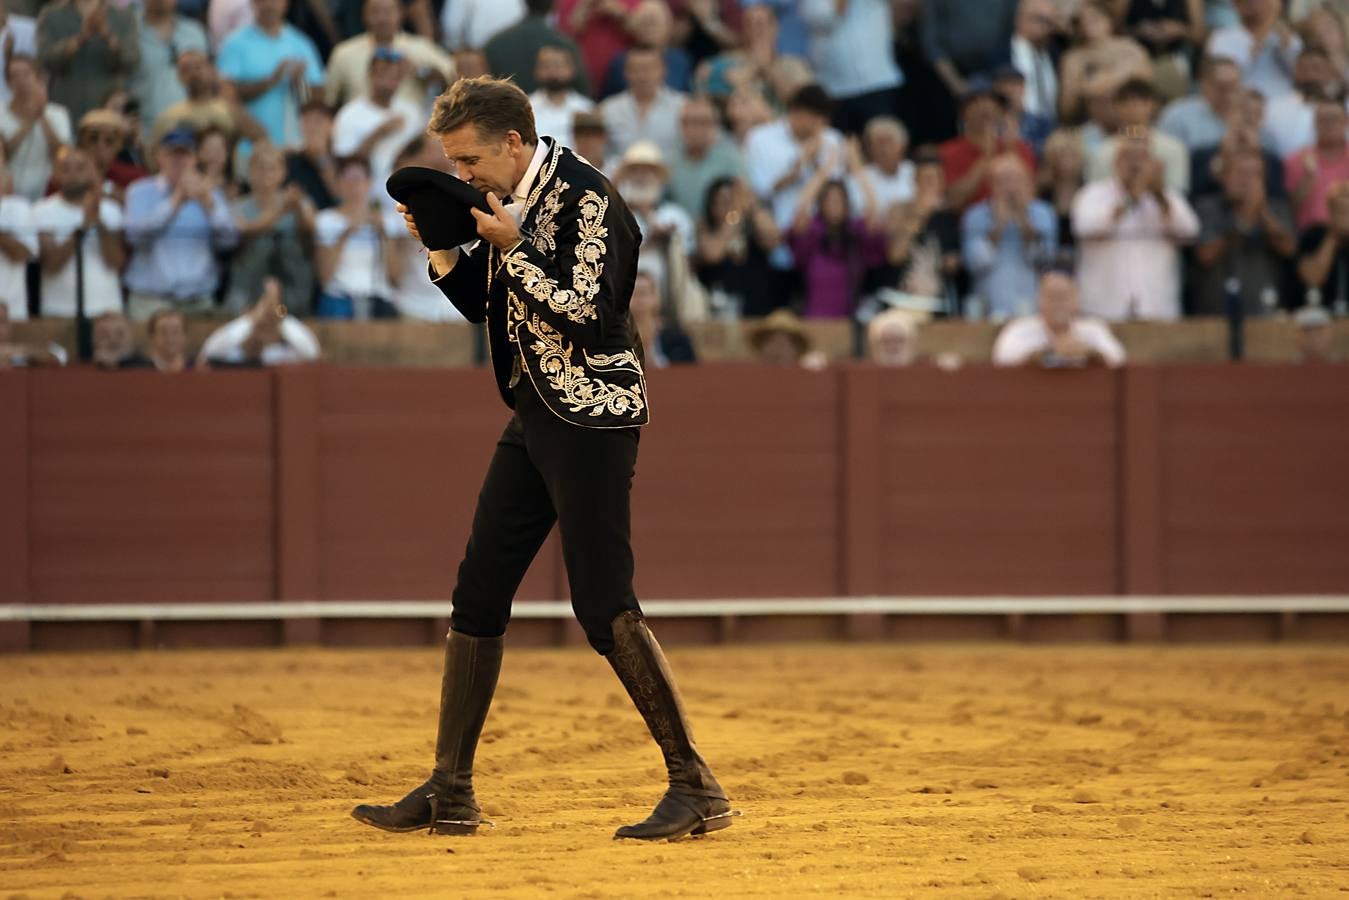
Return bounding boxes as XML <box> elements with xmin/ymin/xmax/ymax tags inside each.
<box><xmin>1206</xmin><ymin>0</ymin><xmax>1301</xmax><ymax>103</ymax></box>
<box><xmin>217</xmin><ymin>0</ymin><xmax>323</xmax><ymax>149</ymax></box>
<box><xmin>800</xmin><ymin>0</ymin><xmax>904</xmax><ymax>134</ymax></box>
<box><xmin>1158</xmin><ymin>56</ymin><xmax>1244</xmax><ymax>152</ymax></box>
<box><xmin>124</xmin><ymin>127</ymin><xmax>239</xmax><ymax>319</ymax></box>
<box><xmin>961</xmin><ymin>154</ymin><xmax>1058</xmax><ymax>319</ymax></box>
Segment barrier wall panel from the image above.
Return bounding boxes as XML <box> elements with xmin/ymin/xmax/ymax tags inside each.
<box><xmin>630</xmin><ymin>367</ymin><xmax>842</xmax><ymax>599</ymax></box>
<box><xmin>313</xmin><ymin>368</ymin><xmax>560</xmax><ymax>601</ymax></box>
<box><xmin>1156</xmin><ymin>367</ymin><xmax>1349</xmax><ymax>593</ymax></box>
<box><xmin>872</xmin><ymin>368</ymin><xmax>1119</xmax><ymax>595</ymax></box>
<box><xmin>25</xmin><ymin>370</ymin><xmax>275</xmax><ymax>604</ymax></box>
<box><xmin>0</xmin><ymin>372</ymin><xmax>29</xmax><ymax>606</ymax></box>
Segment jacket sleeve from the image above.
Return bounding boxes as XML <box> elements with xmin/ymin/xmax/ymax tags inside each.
<box><xmin>429</xmin><ymin>243</ymin><xmax>490</xmax><ymax>323</ymax></box>
<box><xmin>494</xmin><ymin>185</ymin><xmax>622</xmax><ymax>338</ymax></box>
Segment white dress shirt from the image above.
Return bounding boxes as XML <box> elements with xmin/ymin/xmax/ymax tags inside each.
<box><xmin>992</xmin><ymin>314</ymin><xmax>1126</xmax><ymax>367</ymax></box>
<box><xmin>530</xmin><ymin>90</ymin><xmax>594</xmax><ymax>151</ymax></box>
<box><xmin>440</xmin><ymin>0</ymin><xmax>525</xmax><ymax>51</ymax></box>
<box><xmin>200</xmin><ymin>313</ymin><xmax>321</xmax><ymax>365</ymax></box>
<box><xmin>1071</xmin><ymin>179</ymin><xmax>1200</xmax><ymax>321</ymax></box>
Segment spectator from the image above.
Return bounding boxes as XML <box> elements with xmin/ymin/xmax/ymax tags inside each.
<box><xmin>1057</xmin><ymin>0</ymin><xmax>1151</xmax><ymax>124</ymax></box>
<box><xmin>197</xmin><ymin>125</ymin><xmax>235</xmax><ymax>197</ymax></box>
<box><xmin>599</xmin><ymin>46</ymin><xmax>687</xmax><ymax>157</ymax></box>
<box><xmin>229</xmin><ymin>142</ymin><xmax>315</xmax><ymax>313</ymax></box>
<box><xmin>612</xmin><ymin>140</ymin><xmax>694</xmax><ymax>302</ymax></box>
<box><xmin>198</xmin><ymin>276</ymin><xmax>320</xmax><ymax>366</ymax></box>
<box><xmin>1293</xmin><ymin>303</ymin><xmax>1339</xmax><ymax>362</ymax></box>
<box><xmin>603</xmin><ymin>0</ymin><xmax>693</xmax><ymax>97</ymax></box>
<box><xmin>962</xmin><ymin>153</ymin><xmax>1058</xmax><ymax>319</ymax></box>
<box><xmin>1262</xmin><ymin>48</ymin><xmax>1342</xmax><ymax>161</ymax></box>
<box><xmin>286</xmin><ymin>99</ymin><xmax>338</xmax><ymax>210</ymax></box>
<box><xmin>743</xmin><ymin>0</ymin><xmax>810</xmax><ymax>59</ymax></box>
<box><xmin>667</xmin><ymin>95</ymin><xmax>743</xmax><ymax>219</ymax></box>
<box><xmin>725</xmin><ymin>82</ymin><xmax>773</xmax><ymax>146</ymax></box>
<box><xmin>529</xmin><ymin>43</ymin><xmax>594</xmax><ymax>150</ymax></box>
<box><xmin>1072</xmin><ymin>136</ymin><xmax>1200</xmax><ymax>319</ymax></box>
<box><xmin>35</xmin><ymin>0</ymin><xmax>140</xmax><ymax>125</ymax></box>
<box><xmin>332</xmin><ymin>48</ymin><xmax>424</xmax><ymax>199</ymax></box>
<box><xmin>746</xmin><ymin>307</ymin><xmax>816</xmax><ymax>366</ymax></box>
<box><xmin>91</xmin><ymin>310</ymin><xmax>147</xmax><ymax>368</ymax></box>
<box><xmin>151</xmin><ymin>50</ymin><xmax>269</xmax><ymax>147</ymax></box>
<box><xmin>1158</xmin><ymin>56</ymin><xmax>1246</xmax><ymax>153</ymax></box>
<box><xmin>799</xmin><ymin>0</ymin><xmax>904</xmax><ymax>135</ymax></box>
<box><xmin>0</xmin><ymin>150</ymin><xmax>34</xmax><ymax>317</ymax></box>
<box><xmin>33</xmin><ymin>146</ymin><xmax>124</xmax><ymax>318</ymax></box>
<box><xmin>1078</xmin><ymin>72</ymin><xmax>1125</xmax><ymax>157</ymax></box>
<box><xmin>123</xmin><ymin>127</ymin><xmax>240</xmax><ymax>319</ymax></box>
<box><xmin>130</xmin><ymin>0</ymin><xmax>209</xmax><ymax>138</ymax></box>
<box><xmin>571</xmin><ymin>109</ymin><xmax>612</xmax><ymax>173</ymax></box>
<box><xmin>992</xmin><ymin>269</ymin><xmax>1126</xmax><ymax>366</ymax></box>
<box><xmin>75</xmin><ymin>108</ymin><xmax>145</xmax><ymax>199</ymax></box>
<box><xmin>854</xmin><ymin>116</ymin><xmax>914</xmax><ymax>218</ymax></box>
<box><xmin>1295</xmin><ymin>180</ymin><xmax>1349</xmax><ymax>310</ymax></box>
<box><xmin>314</xmin><ymin>155</ymin><xmax>403</xmax><ymax>318</ymax></box>
<box><xmin>145</xmin><ymin>307</ymin><xmax>191</xmax><ymax>371</ymax></box>
<box><xmin>0</xmin><ymin>301</ymin><xmax>65</xmax><ymax>366</ymax></box>
<box><xmin>559</xmin><ymin>0</ymin><xmax>640</xmax><ymax>96</ymax></box>
<box><xmin>441</xmin><ymin>0</ymin><xmax>525</xmax><ymax>53</ymax></box>
<box><xmin>1207</xmin><ymin>0</ymin><xmax>1302</xmax><ymax>102</ymax></box>
<box><xmin>695</xmin><ymin>175</ymin><xmax>782</xmax><ymax>317</ymax></box>
<box><xmin>1122</xmin><ymin>0</ymin><xmax>1205</xmax><ymax>100</ymax></box>
<box><xmin>1189</xmin><ymin>114</ymin><xmax>1284</xmax><ymax>199</ymax></box>
<box><xmin>0</xmin><ymin>53</ymin><xmax>69</xmax><ymax>201</ymax></box>
<box><xmin>453</xmin><ymin>48</ymin><xmax>491</xmax><ymax>81</ymax></box>
<box><xmin>939</xmin><ymin>86</ymin><xmax>1037</xmax><ymax>213</ymax></box>
<box><xmin>1086</xmin><ymin>79</ymin><xmax>1190</xmax><ymax>191</ymax></box>
<box><xmin>1037</xmin><ymin>128</ymin><xmax>1087</xmax><ymax>266</ymax></box>
<box><xmin>876</xmin><ymin>148</ymin><xmax>961</xmax><ymax>308</ymax></box>
<box><xmin>699</xmin><ymin>3</ymin><xmax>780</xmax><ymax>101</ymax></box>
<box><xmin>866</xmin><ymin>308</ymin><xmax>919</xmax><ymax>365</ymax></box>
<box><xmin>325</xmin><ymin>0</ymin><xmax>453</xmax><ymax>110</ymax></box>
<box><xmin>0</xmin><ymin>2</ymin><xmax>37</xmax><ymax>106</ymax></box>
<box><xmin>217</xmin><ymin>0</ymin><xmax>324</xmax><ymax>150</ymax></box>
<box><xmin>789</xmin><ymin>140</ymin><xmax>887</xmax><ymax>318</ymax></box>
<box><xmin>1300</xmin><ymin>5</ymin><xmax>1349</xmax><ymax>82</ymax></box>
<box><xmin>1285</xmin><ymin>97</ymin><xmax>1349</xmax><ymax>230</ymax></box>
<box><xmin>1193</xmin><ymin>147</ymin><xmax>1295</xmax><ymax>314</ymax></box>
<box><xmin>991</xmin><ymin>65</ymin><xmax>1054</xmax><ymax>157</ymax></box>
<box><xmin>629</xmin><ymin>268</ymin><xmax>696</xmax><ymax>366</ymax></box>
<box><xmin>676</xmin><ymin>0</ymin><xmax>741</xmax><ymax>67</ymax></box>
<box><xmin>487</xmin><ymin>0</ymin><xmax>591</xmax><ymax>96</ymax></box>
<box><xmin>1004</xmin><ymin>0</ymin><xmax>1060</xmax><ymax>124</ymax></box>
<box><xmin>744</xmin><ymin>84</ymin><xmax>846</xmax><ymax>231</ymax></box>
<box><xmin>921</xmin><ymin>0</ymin><xmax>1019</xmax><ymax>98</ymax></box>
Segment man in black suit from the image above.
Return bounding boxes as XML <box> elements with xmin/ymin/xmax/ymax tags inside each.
<box><xmin>351</xmin><ymin>76</ymin><xmax>732</xmax><ymax>842</ymax></box>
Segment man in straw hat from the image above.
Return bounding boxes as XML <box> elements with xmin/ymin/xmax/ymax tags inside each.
<box><xmin>353</xmin><ymin>75</ymin><xmax>734</xmax><ymax>843</ymax></box>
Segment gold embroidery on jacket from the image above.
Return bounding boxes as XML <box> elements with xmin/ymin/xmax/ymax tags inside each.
<box><xmin>503</xmin><ymin>186</ymin><xmax>610</xmax><ymax>325</ymax></box>
<box><xmin>506</xmin><ymin>292</ymin><xmax>646</xmax><ymax>419</ymax></box>
<box><xmin>530</xmin><ymin>179</ymin><xmax>568</xmax><ymax>254</ymax></box>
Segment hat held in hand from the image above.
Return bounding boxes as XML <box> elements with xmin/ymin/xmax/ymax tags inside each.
<box><xmin>386</xmin><ymin>166</ymin><xmax>493</xmax><ymax>251</ymax></box>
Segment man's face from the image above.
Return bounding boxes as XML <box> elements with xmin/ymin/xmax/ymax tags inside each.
<box><xmin>1017</xmin><ymin>0</ymin><xmax>1056</xmax><ymax>44</ymax></box>
<box><xmin>1316</xmin><ymin>102</ymin><xmax>1348</xmax><ymax>145</ymax></box>
<box><xmin>1299</xmin><ymin>323</ymin><xmax>1334</xmax><ymax>361</ymax></box>
<box><xmin>617</xmin><ymin>163</ymin><xmax>665</xmax><ymax>207</ymax></box>
<box><xmin>93</xmin><ymin>314</ymin><xmax>132</xmax><ymax>360</ymax></box>
<box><xmin>871</xmin><ymin>323</ymin><xmax>914</xmax><ymax>366</ymax></box>
<box><xmin>624</xmin><ymin>51</ymin><xmax>663</xmax><ymax>95</ymax></box>
<box><xmin>742</xmin><ymin>4</ymin><xmax>777</xmax><ymax>43</ymax></box>
<box><xmin>990</xmin><ymin>158</ymin><xmax>1029</xmax><ymax>206</ymax></box>
<box><xmin>1236</xmin><ymin>0</ymin><xmax>1275</xmax><ymax>27</ymax></box>
<box><xmin>1038</xmin><ymin>274</ymin><xmax>1079</xmax><ymax>329</ymax></box>
<box><xmin>1204</xmin><ymin>63</ymin><xmax>1243</xmax><ymax>110</ymax></box>
<box><xmin>1115</xmin><ymin>96</ymin><xmax>1157</xmax><ymax>128</ymax></box>
<box><xmin>251</xmin><ymin>0</ymin><xmax>288</xmax><ymax>27</ymax></box>
<box><xmin>78</xmin><ymin>126</ymin><xmax>122</xmax><ymax>170</ymax></box>
<box><xmin>438</xmin><ymin>124</ymin><xmax>521</xmax><ymax>197</ymax></box>
<box><xmin>680</xmin><ymin>101</ymin><xmax>718</xmax><ymax>154</ymax></box>
<box><xmin>1223</xmin><ymin>154</ymin><xmax>1264</xmax><ymax>201</ymax></box>
<box><xmin>364</xmin><ymin>0</ymin><xmax>401</xmax><ymax>39</ymax></box>
<box><xmin>963</xmin><ymin>96</ymin><xmax>1001</xmax><ymax>134</ymax></box>
<box><xmin>7</xmin><ymin>58</ymin><xmax>36</xmax><ymax>95</ymax></box>
<box><xmin>1294</xmin><ymin>54</ymin><xmax>1333</xmax><ymax>98</ymax></box>
<box><xmin>786</xmin><ymin>108</ymin><xmax>824</xmax><ymax>143</ymax></box>
<box><xmin>867</xmin><ymin>128</ymin><xmax>905</xmax><ymax>171</ymax></box>
<box><xmin>369</xmin><ymin>58</ymin><xmax>402</xmax><ymax>100</ymax></box>
<box><xmin>758</xmin><ymin>331</ymin><xmax>801</xmax><ymax>366</ymax></box>
<box><xmin>176</xmin><ymin>51</ymin><xmax>213</xmax><ymax>95</ymax></box>
<box><xmin>156</xmin><ymin>146</ymin><xmax>193</xmax><ymax>185</ymax></box>
<box><xmin>300</xmin><ymin>107</ymin><xmax>332</xmax><ymax>150</ymax></box>
<box><xmin>337</xmin><ymin>161</ymin><xmax>372</xmax><ymax>203</ymax></box>
<box><xmin>151</xmin><ymin>314</ymin><xmax>186</xmax><ymax>359</ymax></box>
<box><xmin>1115</xmin><ymin>138</ymin><xmax>1151</xmax><ymax>182</ymax></box>
<box><xmin>534</xmin><ymin>46</ymin><xmax>574</xmax><ymax>91</ymax></box>
<box><xmin>57</xmin><ymin>149</ymin><xmax>96</xmax><ymax>198</ymax></box>
<box><xmin>914</xmin><ymin>161</ymin><xmax>944</xmax><ymax>197</ymax></box>
<box><xmin>629</xmin><ymin>1</ymin><xmax>670</xmax><ymax>47</ymax></box>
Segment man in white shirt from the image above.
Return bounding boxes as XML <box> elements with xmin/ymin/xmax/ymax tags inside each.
<box><xmin>992</xmin><ymin>270</ymin><xmax>1126</xmax><ymax>367</ymax></box>
<box><xmin>33</xmin><ymin>147</ymin><xmax>125</xmax><ymax>318</ymax></box>
<box><xmin>799</xmin><ymin>0</ymin><xmax>904</xmax><ymax>134</ymax></box>
<box><xmin>599</xmin><ymin>47</ymin><xmax>686</xmax><ymax>158</ymax></box>
<box><xmin>332</xmin><ymin>48</ymin><xmax>426</xmax><ymax>200</ymax></box>
<box><xmin>199</xmin><ymin>277</ymin><xmax>320</xmax><ymax>366</ymax></box>
<box><xmin>0</xmin><ymin>152</ymin><xmax>35</xmax><ymax>318</ymax></box>
<box><xmin>529</xmin><ymin>43</ymin><xmax>592</xmax><ymax>150</ymax></box>
<box><xmin>1072</xmin><ymin>137</ymin><xmax>1199</xmax><ymax>320</ymax></box>
<box><xmin>854</xmin><ymin>116</ymin><xmax>914</xmax><ymax>217</ymax></box>
<box><xmin>325</xmin><ymin>0</ymin><xmax>453</xmax><ymax>109</ymax></box>
<box><xmin>1007</xmin><ymin>0</ymin><xmax>1059</xmax><ymax>122</ymax></box>
<box><xmin>441</xmin><ymin>0</ymin><xmax>524</xmax><ymax>52</ymax></box>
<box><xmin>1206</xmin><ymin>0</ymin><xmax>1302</xmax><ymax>102</ymax></box>
<box><xmin>744</xmin><ymin>84</ymin><xmax>846</xmax><ymax>232</ymax></box>
<box><xmin>0</xmin><ymin>2</ymin><xmax>37</xmax><ymax>106</ymax></box>
<box><xmin>0</xmin><ymin>53</ymin><xmax>71</xmax><ymax>201</ymax></box>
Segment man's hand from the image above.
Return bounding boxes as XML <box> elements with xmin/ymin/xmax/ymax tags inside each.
<box><xmin>395</xmin><ymin>201</ymin><xmax>422</xmax><ymax>244</ymax></box>
<box><xmin>472</xmin><ymin>192</ymin><xmax>521</xmax><ymax>251</ymax></box>
<box><xmin>81</xmin><ymin>190</ymin><xmax>100</xmax><ymax>228</ymax></box>
<box><xmin>375</xmin><ymin>114</ymin><xmax>407</xmax><ymax>139</ymax></box>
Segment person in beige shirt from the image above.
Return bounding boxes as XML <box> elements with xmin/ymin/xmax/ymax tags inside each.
<box><xmin>324</xmin><ymin>0</ymin><xmax>453</xmax><ymax>110</ymax></box>
<box><xmin>150</xmin><ymin>48</ymin><xmax>267</xmax><ymax>146</ymax></box>
<box><xmin>1086</xmin><ymin>78</ymin><xmax>1190</xmax><ymax>192</ymax></box>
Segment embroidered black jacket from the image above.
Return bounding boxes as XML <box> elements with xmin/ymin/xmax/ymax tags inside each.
<box><xmin>430</xmin><ymin>140</ymin><xmax>650</xmax><ymax>429</ymax></box>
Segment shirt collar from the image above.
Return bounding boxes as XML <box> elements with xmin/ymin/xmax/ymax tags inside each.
<box><xmin>512</xmin><ymin>138</ymin><xmax>551</xmax><ymax>205</ymax></box>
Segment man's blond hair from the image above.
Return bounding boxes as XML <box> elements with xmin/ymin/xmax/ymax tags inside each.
<box><xmin>427</xmin><ymin>76</ymin><xmax>538</xmax><ymax>145</ymax></box>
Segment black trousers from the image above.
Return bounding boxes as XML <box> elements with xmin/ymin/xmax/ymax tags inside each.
<box><xmin>449</xmin><ymin>379</ymin><xmax>642</xmax><ymax>654</ymax></box>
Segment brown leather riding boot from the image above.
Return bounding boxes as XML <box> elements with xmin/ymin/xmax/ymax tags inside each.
<box><xmin>606</xmin><ymin>610</ymin><xmax>734</xmax><ymax>841</ymax></box>
<box><xmin>350</xmin><ymin>630</ymin><xmax>503</xmax><ymax>835</ymax></box>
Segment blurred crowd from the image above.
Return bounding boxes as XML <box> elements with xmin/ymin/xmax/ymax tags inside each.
<box><xmin>0</xmin><ymin>0</ymin><xmax>1347</xmax><ymax>371</ymax></box>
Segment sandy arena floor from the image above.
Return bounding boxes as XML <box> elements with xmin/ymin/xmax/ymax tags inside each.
<box><xmin>1</xmin><ymin>642</ymin><xmax>1347</xmax><ymax>899</ymax></box>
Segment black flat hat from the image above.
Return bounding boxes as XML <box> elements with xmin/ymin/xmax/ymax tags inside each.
<box><xmin>386</xmin><ymin>166</ymin><xmax>492</xmax><ymax>250</ymax></box>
